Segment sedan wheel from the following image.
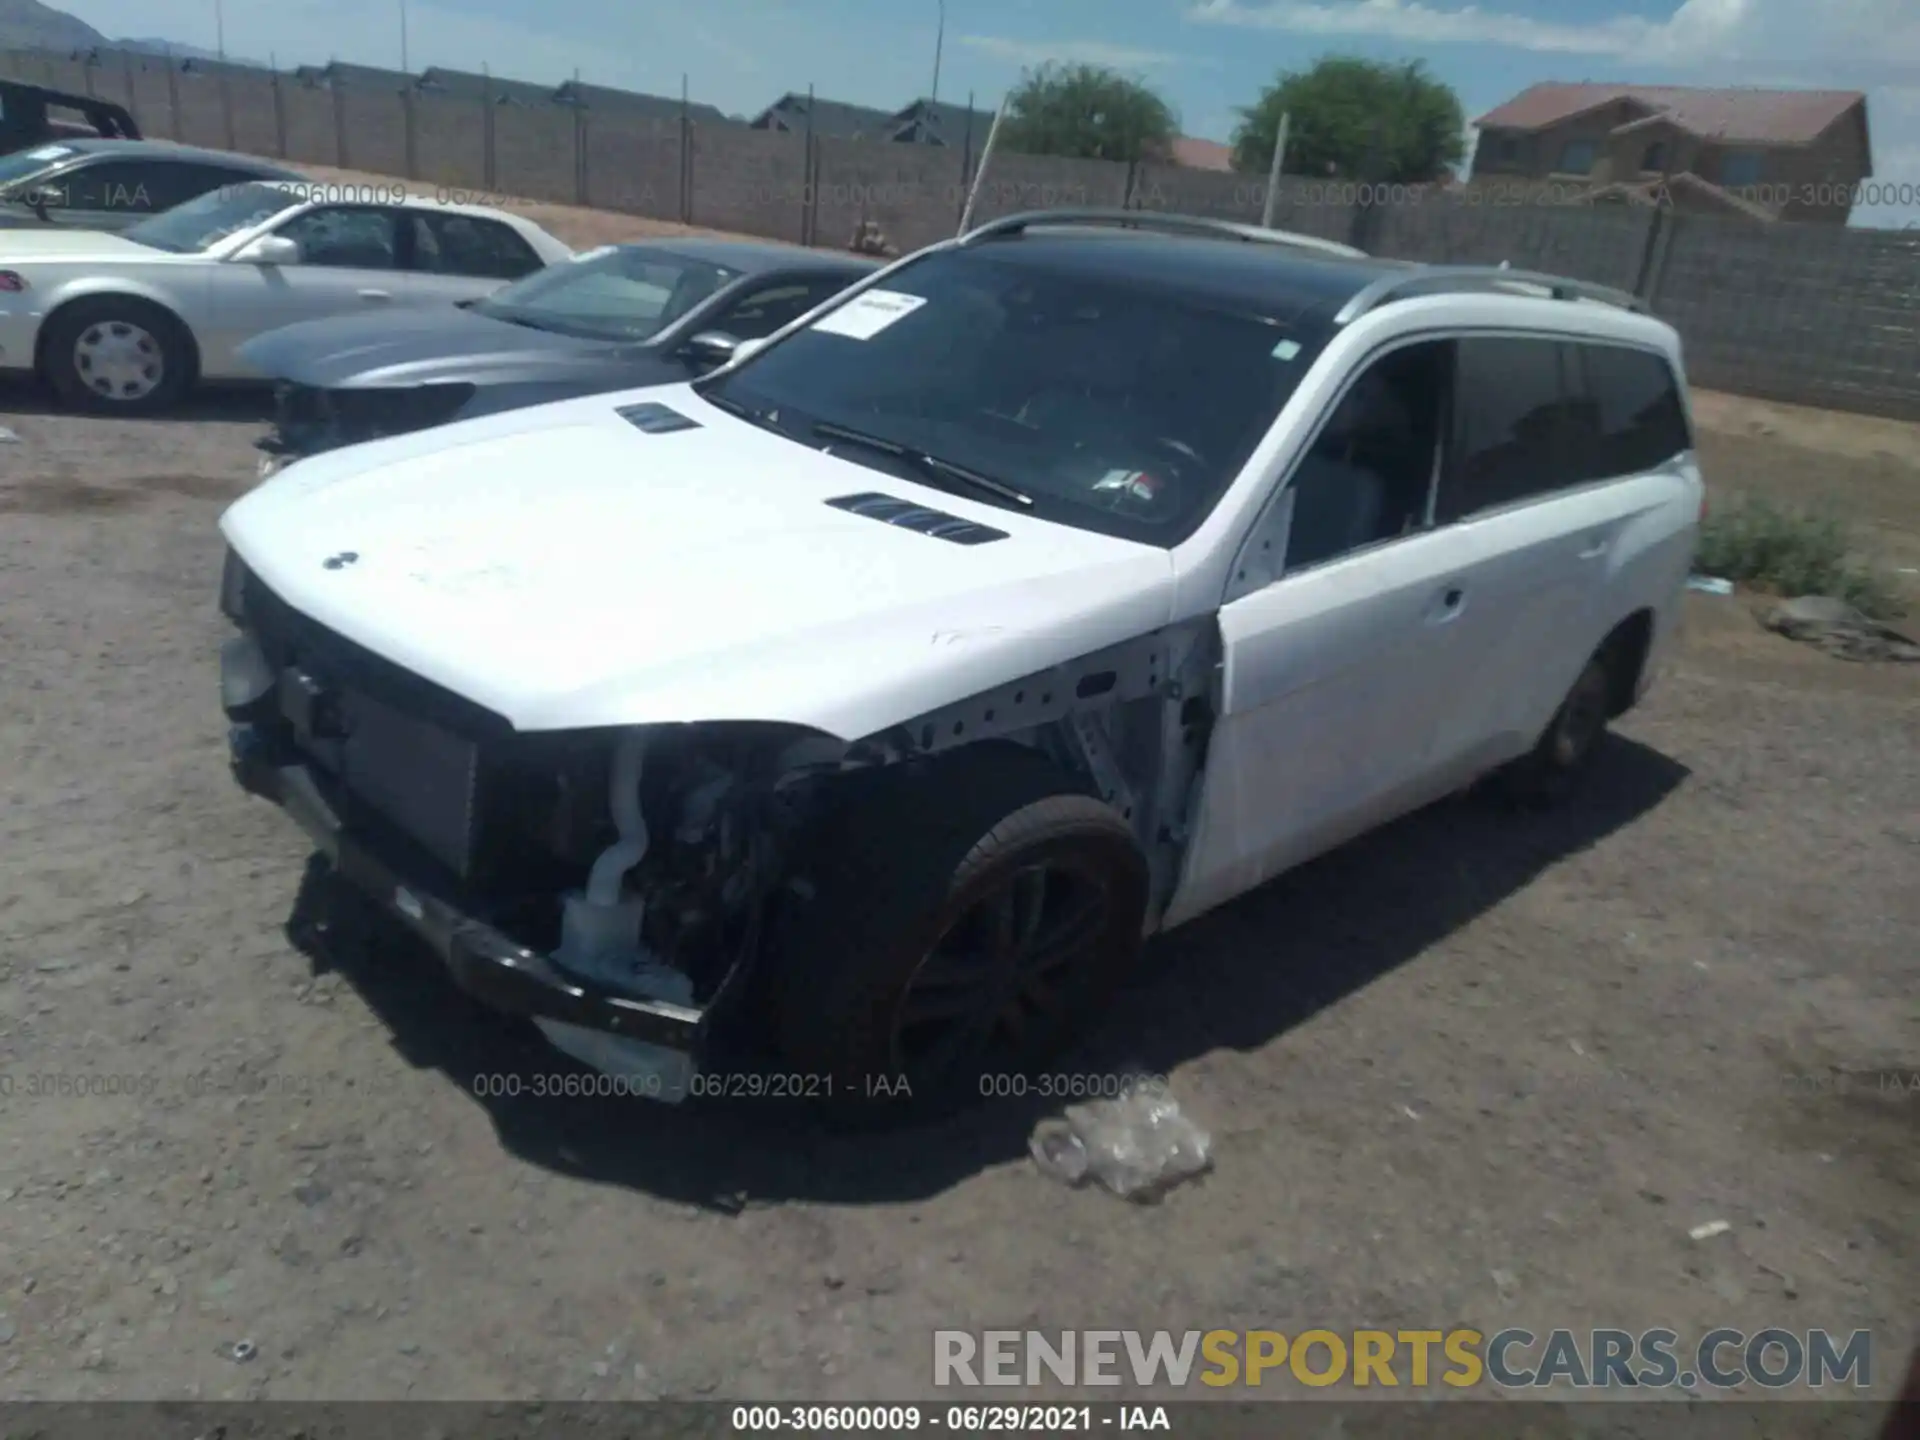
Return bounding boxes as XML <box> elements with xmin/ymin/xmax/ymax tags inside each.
<box><xmin>42</xmin><ymin>297</ymin><xmax>193</xmax><ymax>414</ymax></box>
<box><xmin>74</xmin><ymin>319</ymin><xmax>165</xmax><ymax>403</ymax></box>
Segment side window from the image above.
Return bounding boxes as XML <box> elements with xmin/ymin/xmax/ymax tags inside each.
<box><xmin>275</xmin><ymin>206</ymin><xmax>401</xmax><ymax>269</ymax></box>
<box><xmin>1281</xmin><ymin>340</ymin><xmax>1450</xmax><ymax>574</ymax></box>
<box><xmin>1571</xmin><ymin>343</ymin><xmax>1691</xmax><ymax>481</ymax></box>
<box><xmin>408</xmin><ymin>212</ymin><xmax>542</xmax><ymax>280</ymax></box>
<box><xmin>714</xmin><ymin>278</ymin><xmax>843</xmax><ymax>340</ymax></box>
<box><xmin>1436</xmin><ymin>336</ymin><xmax>1581</xmax><ymax>524</ymax></box>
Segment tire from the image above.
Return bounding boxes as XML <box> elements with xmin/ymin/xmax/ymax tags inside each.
<box><xmin>42</xmin><ymin>297</ymin><xmax>194</xmax><ymax>415</ymax></box>
<box><xmin>1495</xmin><ymin>653</ymin><xmax>1613</xmax><ymax>808</ymax></box>
<box><xmin>764</xmin><ymin>745</ymin><xmax>1149</xmax><ymax>1124</ymax></box>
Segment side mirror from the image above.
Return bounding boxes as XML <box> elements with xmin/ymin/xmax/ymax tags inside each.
<box><xmin>235</xmin><ymin>234</ymin><xmax>301</xmax><ymax>265</ymax></box>
<box><xmin>681</xmin><ymin>330</ymin><xmax>743</xmax><ymax>367</ymax></box>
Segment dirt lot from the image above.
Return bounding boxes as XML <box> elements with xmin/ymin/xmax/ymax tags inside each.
<box><xmin>1</xmin><ymin>362</ymin><xmax>1916</xmax><ymax>1401</ymax></box>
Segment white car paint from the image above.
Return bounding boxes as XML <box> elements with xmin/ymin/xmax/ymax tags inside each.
<box><xmin>0</xmin><ymin>181</ymin><xmax>571</xmax><ymax>384</ymax></box>
<box><xmin>223</xmin><ymin>383</ymin><xmax>1178</xmax><ymax>736</ymax></box>
<box><xmin>221</xmin><ymin>257</ymin><xmax>1702</xmax><ymax>938</ymax></box>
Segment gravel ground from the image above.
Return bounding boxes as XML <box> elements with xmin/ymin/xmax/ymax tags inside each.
<box><xmin>0</xmin><ymin>384</ymin><xmax>1914</xmax><ymax>1403</ymax></box>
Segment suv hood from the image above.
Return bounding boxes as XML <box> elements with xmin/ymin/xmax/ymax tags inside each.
<box><xmin>221</xmin><ymin>387</ymin><xmax>1176</xmax><ymax>737</ymax></box>
<box><xmin>237</xmin><ymin>306</ymin><xmax>640</xmax><ymax>389</ymax></box>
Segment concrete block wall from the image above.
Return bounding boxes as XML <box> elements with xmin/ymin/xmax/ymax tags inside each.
<box><xmin>280</xmin><ymin>84</ymin><xmax>339</xmax><ymax>167</ymax></box>
<box><xmin>410</xmin><ymin>93</ymin><xmax>487</xmax><ymax>191</ymax></box>
<box><xmin>334</xmin><ymin>89</ymin><xmax>407</xmax><ymax>179</ymax></box>
<box><xmin>810</xmin><ymin>136</ymin><xmax>966</xmax><ymax>253</ymax></box>
<box><xmin>491</xmin><ymin>104</ymin><xmax>578</xmax><ymax>204</ymax></box>
<box><xmin>1131</xmin><ymin>168</ymin><xmax>1362</xmax><ymax>244</ymax></box>
<box><xmin>6</xmin><ymin>44</ymin><xmax>1920</xmax><ymax>421</ymax></box>
<box><xmin>687</xmin><ymin>124</ymin><xmax>811</xmax><ymax>243</ymax></box>
<box><xmin>1649</xmin><ymin>215</ymin><xmax>1920</xmax><ymax>420</ymax></box>
<box><xmin>583</xmin><ymin>117</ymin><xmax>681</xmax><ymax>220</ymax></box>
<box><xmin>956</xmin><ymin>148</ymin><xmax>1132</xmax><ymax>225</ymax></box>
<box><xmin>1368</xmin><ymin>196</ymin><xmax>1654</xmax><ymax>291</ymax></box>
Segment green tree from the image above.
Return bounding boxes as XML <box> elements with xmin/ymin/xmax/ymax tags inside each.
<box><xmin>999</xmin><ymin>62</ymin><xmax>1180</xmax><ymax>165</ymax></box>
<box><xmin>1230</xmin><ymin>56</ymin><xmax>1465</xmax><ymax>182</ymax></box>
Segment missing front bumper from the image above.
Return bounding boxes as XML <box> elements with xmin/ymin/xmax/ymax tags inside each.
<box><xmin>229</xmin><ymin>725</ymin><xmax>707</xmax><ymax>1082</ymax></box>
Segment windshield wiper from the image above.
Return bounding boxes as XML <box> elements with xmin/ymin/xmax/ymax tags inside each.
<box><xmin>812</xmin><ymin>420</ymin><xmax>1033</xmax><ymax>510</ymax></box>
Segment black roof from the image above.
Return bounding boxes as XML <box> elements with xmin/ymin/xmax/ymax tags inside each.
<box><xmin>962</xmin><ymin>229</ymin><xmax>1403</xmax><ymax>324</ymax></box>
<box><xmin>415</xmin><ymin>68</ymin><xmax>557</xmax><ymax>106</ymax></box>
<box><xmin>751</xmin><ymin>93</ymin><xmax>897</xmax><ymax>139</ymax></box>
<box><xmin>553</xmin><ymin>81</ymin><xmax>731</xmax><ymax>126</ymax></box>
<box><xmin>635</xmin><ymin>237</ymin><xmax>881</xmax><ymax>275</ymax></box>
<box><xmin>888</xmin><ymin>97</ymin><xmax>994</xmax><ymax>146</ymax></box>
<box><xmin>20</xmin><ymin>138</ymin><xmax>299</xmax><ymax>173</ymax></box>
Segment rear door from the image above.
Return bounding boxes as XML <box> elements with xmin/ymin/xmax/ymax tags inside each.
<box><xmin>1419</xmin><ymin>334</ymin><xmax>1678</xmax><ymax>781</ymax></box>
<box><xmin>405</xmin><ymin>210</ymin><xmax>548</xmax><ymax>306</ymax></box>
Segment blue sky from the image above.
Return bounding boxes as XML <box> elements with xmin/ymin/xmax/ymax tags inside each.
<box><xmin>58</xmin><ymin>0</ymin><xmax>1920</xmax><ymax>224</ymax></box>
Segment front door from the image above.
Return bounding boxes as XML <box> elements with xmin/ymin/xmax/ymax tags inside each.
<box><xmin>1166</xmin><ymin>339</ymin><xmax>1483</xmax><ymax>929</ymax></box>
<box><xmin>203</xmin><ymin>204</ymin><xmax>411</xmax><ymax>376</ymax></box>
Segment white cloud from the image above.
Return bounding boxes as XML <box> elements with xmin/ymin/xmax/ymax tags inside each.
<box><xmin>1188</xmin><ymin>0</ymin><xmax>1656</xmax><ymax>54</ymax></box>
<box><xmin>1188</xmin><ymin>0</ymin><xmax>1920</xmax><ymax>82</ymax></box>
<box><xmin>957</xmin><ymin>35</ymin><xmax>1194</xmax><ymax>70</ymax></box>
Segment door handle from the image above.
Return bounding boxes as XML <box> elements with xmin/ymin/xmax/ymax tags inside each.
<box><xmin>358</xmin><ymin>288</ymin><xmax>392</xmax><ymax>301</ymax></box>
<box><xmin>1426</xmin><ymin>585</ymin><xmax>1466</xmax><ymax>623</ymax></box>
<box><xmin>1577</xmin><ymin>536</ymin><xmax>1608</xmax><ymax>560</ymax></box>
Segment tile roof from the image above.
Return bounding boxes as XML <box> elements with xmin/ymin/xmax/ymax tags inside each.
<box><xmin>888</xmin><ymin>97</ymin><xmax>995</xmax><ymax>146</ymax></box>
<box><xmin>751</xmin><ymin>92</ymin><xmax>898</xmax><ymax>139</ymax></box>
<box><xmin>552</xmin><ymin>81</ymin><xmax>730</xmax><ymax>124</ymax></box>
<box><xmin>414</xmin><ymin>67</ymin><xmax>557</xmax><ymax>106</ymax></box>
<box><xmin>1474</xmin><ymin>83</ymin><xmax>1865</xmax><ymax>146</ymax></box>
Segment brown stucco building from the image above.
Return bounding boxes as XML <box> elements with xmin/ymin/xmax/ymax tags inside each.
<box><xmin>1470</xmin><ymin>83</ymin><xmax>1873</xmax><ymax>223</ymax></box>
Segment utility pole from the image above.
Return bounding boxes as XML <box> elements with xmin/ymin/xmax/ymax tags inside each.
<box><xmin>400</xmin><ymin>0</ymin><xmax>410</xmax><ymax>73</ymax></box>
<box><xmin>1260</xmin><ymin>111</ymin><xmax>1290</xmax><ymax>229</ymax></box>
<box><xmin>213</xmin><ymin>0</ymin><xmax>225</xmax><ymax>58</ymax></box>
<box><xmin>930</xmin><ymin>0</ymin><xmax>945</xmax><ymax>105</ymax></box>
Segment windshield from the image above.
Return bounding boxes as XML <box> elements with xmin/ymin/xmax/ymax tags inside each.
<box><xmin>697</xmin><ymin>246</ymin><xmax>1331</xmax><ymax>546</ymax></box>
<box><xmin>473</xmin><ymin>245</ymin><xmax>739</xmax><ymax>341</ymax></box>
<box><xmin>0</xmin><ymin>145</ymin><xmax>73</xmax><ymax>194</ymax></box>
<box><xmin>121</xmin><ymin>182</ymin><xmax>301</xmax><ymax>253</ymax></box>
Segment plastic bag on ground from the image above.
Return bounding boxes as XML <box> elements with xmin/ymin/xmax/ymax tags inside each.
<box><xmin>1029</xmin><ymin>1075</ymin><xmax>1212</xmax><ymax>1201</ymax></box>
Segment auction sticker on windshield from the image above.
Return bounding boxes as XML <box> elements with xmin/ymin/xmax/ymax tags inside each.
<box><xmin>811</xmin><ymin>288</ymin><xmax>926</xmax><ymax>340</ymax></box>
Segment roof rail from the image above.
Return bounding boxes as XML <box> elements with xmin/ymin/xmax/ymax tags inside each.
<box><xmin>1333</xmin><ymin>265</ymin><xmax>1646</xmax><ymax>324</ymax></box>
<box><xmin>958</xmin><ymin>207</ymin><xmax>1368</xmax><ymax>259</ymax></box>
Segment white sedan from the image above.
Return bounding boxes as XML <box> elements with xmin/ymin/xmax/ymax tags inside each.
<box><xmin>0</xmin><ymin>179</ymin><xmax>572</xmax><ymax>413</ymax></box>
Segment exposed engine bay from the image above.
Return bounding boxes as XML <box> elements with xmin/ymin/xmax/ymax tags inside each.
<box><xmin>525</xmin><ymin>620</ymin><xmax>1221</xmax><ymax>1013</ymax></box>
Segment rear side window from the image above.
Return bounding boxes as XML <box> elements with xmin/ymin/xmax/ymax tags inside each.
<box><xmin>1438</xmin><ymin>336</ymin><xmax>1585</xmax><ymax>523</ymax></box>
<box><xmin>1571</xmin><ymin>343</ymin><xmax>1691</xmax><ymax>480</ymax></box>
<box><xmin>409</xmin><ymin>212</ymin><xmax>543</xmax><ymax>280</ymax></box>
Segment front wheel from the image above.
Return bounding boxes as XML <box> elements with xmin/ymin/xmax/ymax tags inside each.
<box><xmin>42</xmin><ymin>298</ymin><xmax>193</xmax><ymax>415</ymax></box>
<box><xmin>765</xmin><ymin>746</ymin><xmax>1148</xmax><ymax>1123</ymax></box>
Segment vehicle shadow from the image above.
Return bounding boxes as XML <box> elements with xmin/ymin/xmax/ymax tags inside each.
<box><xmin>284</xmin><ymin>734</ymin><xmax>1691</xmax><ymax>1207</ymax></box>
<box><xmin>0</xmin><ymin>379</ymin><xmax>273</xmax><ymax>424</ymax></box>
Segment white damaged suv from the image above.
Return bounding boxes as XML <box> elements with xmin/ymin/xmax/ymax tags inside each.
<box><xmin>217</xmin><ymin>208</ymin><xmax>1703</xmax><ymax>1118</ymax></box>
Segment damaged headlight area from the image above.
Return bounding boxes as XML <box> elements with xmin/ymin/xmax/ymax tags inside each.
<box><xmin>259</xmin><ymin>380</ymin><xmax>478</xmax><ymax>464</ymax></box>
<box><xmin>223</xmin><ymin>573</ymin><xmax>858</xmax><ymax>1097</ymax></box>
